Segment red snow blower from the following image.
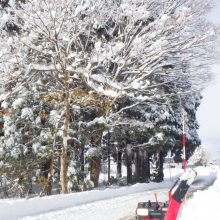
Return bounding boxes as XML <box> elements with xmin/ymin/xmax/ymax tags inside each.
<box><xmin>135</xmin><ymin>169</ymin><xmax>197</xmax><ymax>220</ymax></box>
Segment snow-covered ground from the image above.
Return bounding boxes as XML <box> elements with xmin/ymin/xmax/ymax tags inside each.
<box><xmin>0</xmin><ymin>166</ymin><xmax>217</xmax><ymax>220</ymax></box>
<box><xmin>179</xmin><ymin>166</ymin><xmax>220</xmax><ymax>220</ymax></box>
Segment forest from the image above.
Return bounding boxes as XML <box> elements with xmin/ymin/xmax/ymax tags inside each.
<box><xmin>0</xmin><ymin>0</ymin><xmax>218</xmax><ymax>198</ymax></box>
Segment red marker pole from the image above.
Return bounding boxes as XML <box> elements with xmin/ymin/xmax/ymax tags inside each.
<box><xmin>182</xmin><ymin>109</ymin><xmax>186</xmax><ymax>172</ymax></box>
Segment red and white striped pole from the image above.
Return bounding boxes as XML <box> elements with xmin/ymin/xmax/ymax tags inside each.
<box><xmin>182</xmin><ymin>109</ymin><xmax>186</xmax><ymax>172</ymax></box>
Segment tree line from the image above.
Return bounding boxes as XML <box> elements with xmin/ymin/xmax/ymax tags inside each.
<box><xmin>0</xmin><ymin>0</ymin><xmax>218</xmax><ymax>198</ymax></box>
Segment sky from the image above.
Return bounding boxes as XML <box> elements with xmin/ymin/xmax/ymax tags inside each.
<box><xmin>197</xmin><ymin>2</ymin><xmax>220</xmax><ymax>160</ymax></box>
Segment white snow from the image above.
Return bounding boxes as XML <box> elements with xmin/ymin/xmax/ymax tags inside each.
<box><xmin>0</xmin><ymin>166</ymin><xmax>217</xmax><ymax>220</ymax></box>
<box><xmin>32</xmin><ymin>142</ymin><xmax>41</xmax><ymax>152</ymax></box>
<box><xmin>12</xmin><ymin>98</ymin><xmax>25</xmax><ymax>109</ymax></box>
<box><xmin>85</xmin><ymin>147</ymin><xmax>101</xmax><ymax>158</ymax></box>
<box><xmin>86</xmin><ymin>116</ymin><xmax>106</xmax><ymax>127</ymax></box>
<box><xmin>179</xmin><ymin>166</ymin><xmax>220</xmax><ymax>220</ymax></box>
<box><xmin>49</xmin><ymin>110</ymin><xmax>61</xmax><ymax>126</ymax></box>
<box><xmin>21</xmin><ymin>108</ymin><xmax>34</xmax><ymax>120</ymax></box>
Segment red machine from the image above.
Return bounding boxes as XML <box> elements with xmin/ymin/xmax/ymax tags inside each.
<box><xmin>136</xmin><ymin>169</ymin><xmax>197</xmax><ymax>220</ymax></box>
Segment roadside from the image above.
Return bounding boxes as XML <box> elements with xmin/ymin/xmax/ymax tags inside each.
<box><xmin>17</xmin><ymin>166</ymin><xmax>217</xmax><ymax>220</ymax></box>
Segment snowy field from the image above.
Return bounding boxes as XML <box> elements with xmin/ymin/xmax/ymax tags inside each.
<box><xmin>0</xmin><ymin>166</ymin><xmax>217</xmax><ymax>220</ymax></box>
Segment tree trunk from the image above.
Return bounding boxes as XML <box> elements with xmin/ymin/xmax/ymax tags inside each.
<box><xmin>138</xmin><ymin>150</ymin><xmax>143</xmax><ymax>182</ymax></box>
<box><xmin>126</xmin><ymin>146</ymin><xmax>132</xmax><ymax>184</ymax></box>
<box><xmin>107</xmin><ymin>147</ymin><xmax>110</xmax><ymax>183</ymax></box>
<box><xmin>107</xmin><ymin>130</ymin><xmax>111</xmax><ymax>182</ymax></box>
<box><xmin>147</xmin><ymin>152</ymin><xmax>150</xmax><ymax>179</ymax></box>
<box><xmin>90</xmin><ymin>156</ymin><xmax>101</xmax><ymax>187</ymax></box>
<box><xmin>142</xmin><ymin>150</ymin><xmax>150</xmax><ymax>182</ymax></box>
<box><xmin>60</xmin><ymin>148</ymin><xmax>68</xmax><ymax>193</ymax></box>
<box><xmin>134</xmin><ymin>150</ymin><xmax>138</xmax><ymax>181</ymax></box>
<box><xmin>26</xmin><ymin>130</ymin><xmax>34</xmax><ymax>196</ymax></box>
<box><xmin>0</xmin><ymin>117</ymin><xmax>3</xmax><ymax>136</ymax></box>
<box><xmin>47</xmin><ymin>129</ymin><xmax>57</xmax><ymax>195</ymax></box>
<box><xmin>158</xmin><ymin>151</ymin><xmax>164</xmax><ymax>181</ymax></box>
<box><xmin>153</xmin><ymin>151</ymin><xmax>164</xmax><ymax>182</ymax></box>
<box><xmin>134</xmin><ymin>150</ymin><xmax>141</xmax><ymax>182</ymax></box>
<box><xmin>90</xmin><ymin>135</ymin><xmax>102</xmax><ymax>187</ymax></box>
<box><xmin>117</xmin><ymin>151</ymin><xmax>122</xmax><ymax>178</ymax></box>
<box><xmin>60</xmin><ymin>71</ymin><xmax>70</xmax><ymax>194</ymax></box>
<box><xmin>39</xmin><ymin>160</ymin><xmax>51</xmax><ymax>196</ymax></box>
<box><xmin>80</xmin><ymin>146</ymin><xmax>87</xmax><ymax>191</ymax></box>
<box><xmin>47</xmin><ymin>159</ymin><xmax>53</xmax><ymax>195</ymax></box>
<box><xmin>80</xmin><ymin>145</ymin><xmax>85</xmax><ymax>174</ymax></box>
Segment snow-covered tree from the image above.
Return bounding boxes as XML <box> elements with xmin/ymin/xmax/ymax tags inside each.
<box><xmin>188</xmin><ymin>145</ymin><xmax>210</xmax><ymax>166</ymax></box>
<box><xmin>0</xmin><ymin>0</ymin><xmax>218</xmax><ymax>194</ymax></box>
<box><xmin>1</xmin><ymin>0</ymin><xmax>217</xmax><ymax>107</ymax></box>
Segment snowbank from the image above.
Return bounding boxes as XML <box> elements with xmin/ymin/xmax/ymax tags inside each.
<box><xmin>179</xmin><ymin>166</ymin><xmax>219</xmax><ymax>220</ymax></box>
<box><xmin>0</xmin><ymin>179</ymin><xmax>174</xmax><ymax>220</ymax></box>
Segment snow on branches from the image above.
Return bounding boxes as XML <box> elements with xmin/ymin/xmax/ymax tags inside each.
<box><xmin>0</xmin><ymin>0</ymin><xmax>218</xmax><ymax>103</ymax></box>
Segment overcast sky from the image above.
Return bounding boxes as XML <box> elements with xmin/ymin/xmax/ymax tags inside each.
<box><xmin>197</xmin><ymin>2</ymin><xmax>220</xmax><ymax>160</ymax></box>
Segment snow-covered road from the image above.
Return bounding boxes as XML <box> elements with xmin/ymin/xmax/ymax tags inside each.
<box><xmin>21</xmin><ymin>189</ymin><xmax>169</xmax><ymax>220</ymax></box>
<box><xmin>0</xmin><ymin>166</ymin><xmax>217</xmax><ymax>220</ymax></box>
